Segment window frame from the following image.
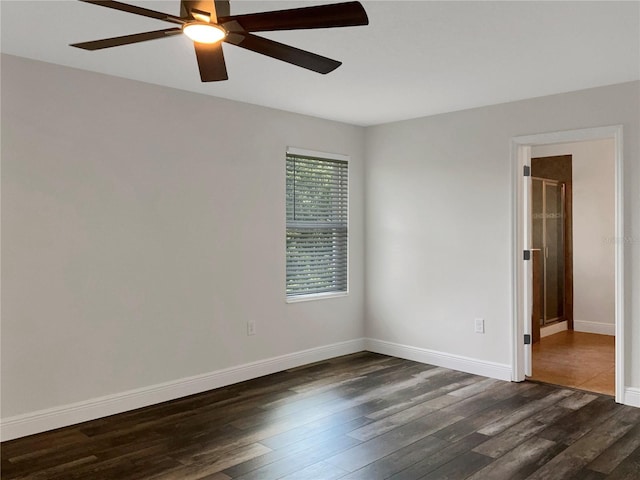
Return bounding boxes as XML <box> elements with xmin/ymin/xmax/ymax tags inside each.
<box><xmin>285</xmin><ymin>146</ymin><xmax>350</xmax><ymax>303</ymax></box>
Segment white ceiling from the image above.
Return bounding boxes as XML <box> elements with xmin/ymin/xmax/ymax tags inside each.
<box><xmin>2</xmin><ymin>1</ymin><xmax>639</xmax><ymax>125</ymax></box>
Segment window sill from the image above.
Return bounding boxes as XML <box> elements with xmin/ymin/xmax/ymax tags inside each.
<box><xmin>286</xmin><ymin>292</ymin><xmax>348</xmax><ymax>303</ymax></box>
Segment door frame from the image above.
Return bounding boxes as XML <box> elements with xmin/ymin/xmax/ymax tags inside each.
<box><xmin>511</xmin><ymin>125</ymin><xmax>624</xmax><ymax>403</ymax></box>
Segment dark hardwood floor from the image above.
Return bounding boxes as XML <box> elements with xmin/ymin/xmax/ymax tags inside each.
<box><xmin>2</xmin><ymin>352</ymin><xmax>639</xmax><ymax>479</ymax></box>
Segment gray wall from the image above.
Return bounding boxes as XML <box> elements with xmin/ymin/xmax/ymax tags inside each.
<box><xmin>365</xmin><ymin>81</ymin><xmax>639</xmax><ymax>387</ymax></box>
<box><xmin>3</xmin><ymin>54</ymin><xmax>639</xmax><ymax>433</ymax></box>
<box><xmin>1</xmin><ymin>54</ymin><xmax>366</xmax><ymax>418</ymax></box>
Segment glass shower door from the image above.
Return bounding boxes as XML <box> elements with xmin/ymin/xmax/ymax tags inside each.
<box><xmin>532</xmin><ymin>178</ymin><xmax>565</xmax><ymax>325</ymax></box>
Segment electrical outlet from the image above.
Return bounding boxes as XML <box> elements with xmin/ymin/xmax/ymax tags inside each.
<box><xmin>247</xmin><ymin>320</ymin><xmax>256</xmax><ymax>336</ymax></box>
<box><xmin>474</xmin><ymin>318</ymin><xmax>485</xmax><ymax>334</ymax></box>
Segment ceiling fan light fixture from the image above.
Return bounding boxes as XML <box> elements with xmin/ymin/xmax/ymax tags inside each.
<box><xmin>182</xmin><ymin>22</ymin><xmax>226</xmax><ymax>44</ymax></box>
<box><xmin>70</xmin><ymin>0</ymin><xmax>370</xmax><ymax>81</ymax></box>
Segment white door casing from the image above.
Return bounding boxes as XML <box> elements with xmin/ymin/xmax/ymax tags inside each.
<box><xmin>511</xmin><ymin>126</ymin><xmax>624</xmax><ymax>404</ymax></box>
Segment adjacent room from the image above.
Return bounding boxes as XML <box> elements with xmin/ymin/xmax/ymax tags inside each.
<box><xmin>2</xmin><ymin>1</ymin><xmax>640</xmax><ymax>479</ymax></box>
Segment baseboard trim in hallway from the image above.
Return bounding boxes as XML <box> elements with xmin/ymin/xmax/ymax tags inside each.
<box><xmin>573</xmin><ymin>320</ymin><xmax>616</xmax><ymax>336</ymax></box>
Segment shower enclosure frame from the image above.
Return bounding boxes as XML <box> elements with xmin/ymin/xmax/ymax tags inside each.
<box><xmin>531</xmin><ymin>177</ymin><xmax>566</xmax><ymax>326</ymax></box>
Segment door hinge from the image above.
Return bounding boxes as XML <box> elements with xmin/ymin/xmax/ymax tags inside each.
<box><xmin>523</xmin><ymin>250</ymin><xmax>531</xmax><ymax>261</ymax></box>
<box><xmin>523</xmin><ymin>165</ymin><xmax>531</xmax><ymax>177</ymax></box>
<box><xmin>524</xmin><ymin>334</ymin><xmax>531</xmax><ymax>345</ymax></box>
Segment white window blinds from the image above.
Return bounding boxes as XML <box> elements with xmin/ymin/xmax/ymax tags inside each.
<box><xmin>286</xmin><ymin>151</ymin><xmax>348</xmax><ymax>298</ymax></box>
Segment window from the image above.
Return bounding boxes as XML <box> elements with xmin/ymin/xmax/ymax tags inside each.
<box><xmin>286</xmin><ymin>148</ymin><xmax>349</xmax><ymax>299</ymax></box>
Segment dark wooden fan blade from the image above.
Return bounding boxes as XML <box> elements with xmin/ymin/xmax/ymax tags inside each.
<box><xmin>194</xmin><ymin>43</ymin><xmax>228</xmax><ymax>81</ymax></box>
<box><xmin>225</xmin><ymin>33</ymin><xmax>341</xmax><ymax>74</ymax></box>
<box><xmin>79</xmin><ymin>1</ymin><xmax>185</xmax><ymax>24</ymax></box>
<box><xmin>219</xmin><ymin>1</ymin><xmax>368</xmax><ymax>32</ymax></box>
<box><xmin>214</xmin><ymin>0</ymin><xmax>230</xmax><ymax>17</ymax></box>
<box><xmin>70</xmin><ymin>28</ymin><xmax>182</xmax><ymax>51</ymax></box>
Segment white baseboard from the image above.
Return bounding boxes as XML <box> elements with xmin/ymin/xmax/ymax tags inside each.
<box><xmin>364</xmin><ymin>338</ymin><xmax>512</xmax><ymax>382</ymax></box>
<box><xmin>541</xmin><ymin>321</ymin><xmax>568</xmax><ymax>338</ymax></box>
<box><xmin>624</xmin><ymin>388</ymin><xmax>640</xmax><ymax>408</ymax></box>
<box><xmin>0</xmin><ymin>338</ymin><xmax>365</xmax><ymax>442</ymax></box>
<box><xmin>574</xmin><ymin>320</ymin><xmax>615</xmax><ymax>336</ymax></box>
<box><xmin>4</xmin><ymin>336</ymin><xmax>634</xmax><ymax>441</ymax></box>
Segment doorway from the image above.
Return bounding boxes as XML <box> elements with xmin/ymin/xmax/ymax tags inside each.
<box><xmin>528</xmin><ymin>150</ymin><xmax>616</xmax><ymax>395</ymax></box>
<box><xmin>511</xmin><ymin>126</ymin><xmax>624</xmax><ymax>404</ymax></box>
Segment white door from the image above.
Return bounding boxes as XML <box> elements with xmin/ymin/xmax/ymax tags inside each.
<box><xmin>521</xmin><ymin>147</ymin><xmax>533</xmax><ymax>377</ymax></box>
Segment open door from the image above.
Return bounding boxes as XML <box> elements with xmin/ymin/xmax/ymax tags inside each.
<box><xmin>531</xmin><ymin>249</ymin><xmax>542</xmax><ymax>344</ymax></box>
<box><xmin>521</xmin><ymin>147</ymin><xmax>533</xmax><ymax>377</ymax></box>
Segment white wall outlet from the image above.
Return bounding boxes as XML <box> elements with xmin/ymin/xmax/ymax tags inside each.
<box><xmin>474</xmin><ymin>318</ymin><xmax>485</xmax><ymax>334</ymax></box>
<box><xmin>247</xmin><ymin>320</ymin><xmax>256</xmax><ymax>336</ymax></box>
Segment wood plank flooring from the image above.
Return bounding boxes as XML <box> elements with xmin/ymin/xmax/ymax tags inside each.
<box><xmin>2</xmin><ymin>352</ymin><xmax>639</xmax><ymax>480</ymax></box>
<box><xmin>531</xmin><ymin>331</ymin><xmax>615</xmax><ymax>395</ymax></box>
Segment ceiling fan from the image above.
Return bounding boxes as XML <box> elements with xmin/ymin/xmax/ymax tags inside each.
<box><xmin>70</xmin><ymin>0</ymin><xmax>369</xmax><ymax>82</ymax></box>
